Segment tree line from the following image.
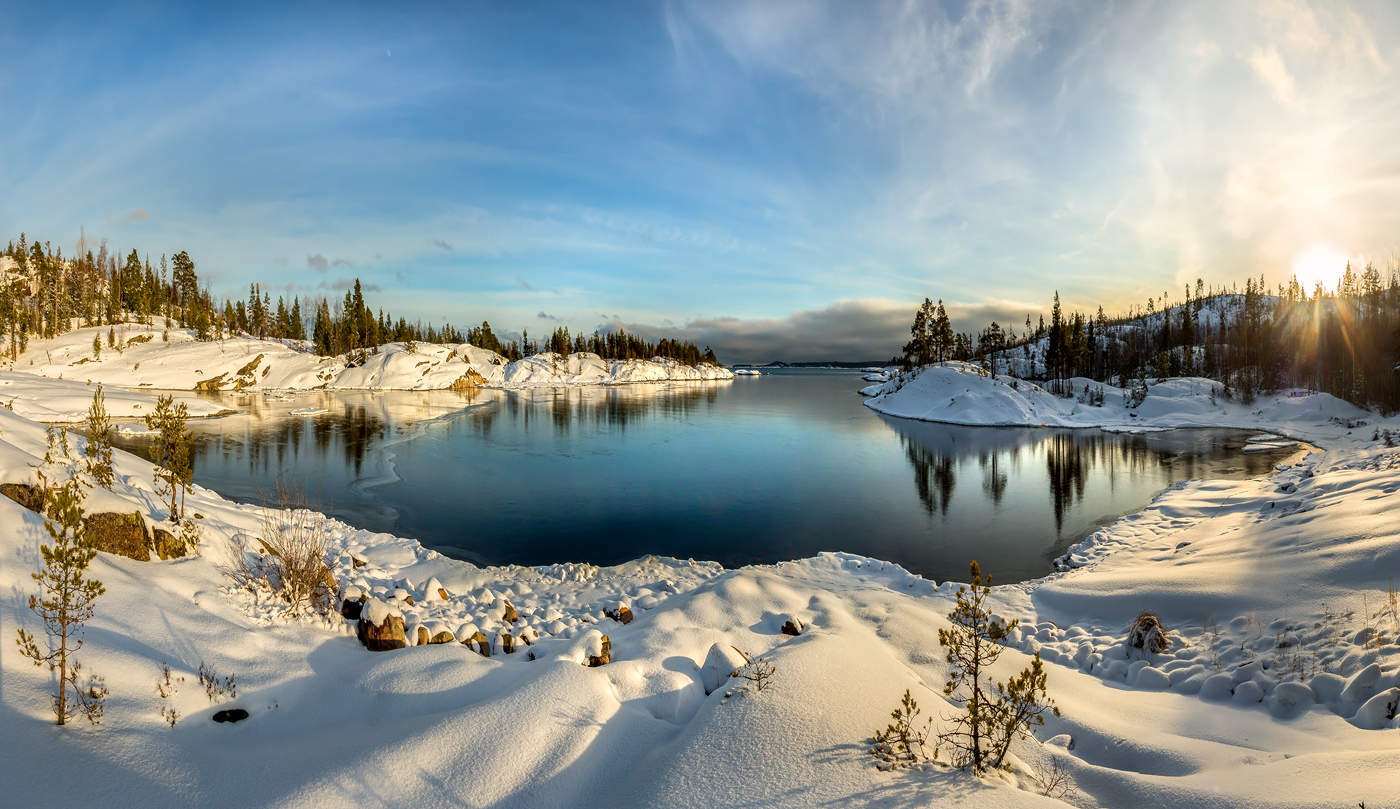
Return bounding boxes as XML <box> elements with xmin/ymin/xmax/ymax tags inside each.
<box><xmin>904</xmin><ymin>263</ymin><xmax>1400</xmax><ymax>412</ymax></box>
<box><xmin>1</xmin><ymin>233</ymin><xmax>719</xmax><ymax>365</ymax></box>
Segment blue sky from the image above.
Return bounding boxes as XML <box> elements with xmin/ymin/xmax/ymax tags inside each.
<box><xmin>2</xmin><ymin>1</ymin><xmax>1398</xmax><ymax>361</ymax></box>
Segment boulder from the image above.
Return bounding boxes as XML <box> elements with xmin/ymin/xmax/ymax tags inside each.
<box><xmin>587</xmin><ymin>633</ymin><xmax>611</xmax><ymax>667</ymax></box>
<box><xmin>152</xmin><ymin>527</ymin><xmax>188</xmax><ymax>560</ymax></box>
<box><xmin>428</xmin><ymin>624</ymin><xmax>455</xmax><ymax>645</ymax></box>
<box><xmin>83</xmin><ymin>512</ymin><xmax>151</xmax><ymax>561</ymax></box>
<box><xmin>415</xmin><ymin>625</ymin><xmax>430</xmax><ymax>646</ymax></box>
<box><xmin>464</xmin><ymin>630</ymin><xmax>492</xmax><ymax>657</ymax></box>
<box><xmin>341</xmin><ymin>595</ymin><xmax>366</xmax><ymax>621</ymax></box>
<box><xmin>499</xmin><ymin>633</ymin><xmax>517</xmax><ymax>654</ymax></box>
<box><xmin>605</xmin><ymin>605</ymin><xmax>634</xmax><ymax>625</ymax></box>
<box><xmin>780</xmin><ymin>615</ymin><xmax>804</xmax><ymax>636</ymax></box>
<box><xmin>701</xmin><ymin>643</ymin><xmax>748</xmax><ymax>695</ymax></box>
<box><xmin>351</xmin><ymin>555</ymin><xmax>367</xmax><ymax>569</ymax></box>
<box><xmin>0</xmin><ymin>482</ymin><xmax>45</xmax><ymax>513</ymax></box>
<box><xmin>356</xmin><ymin>599</ymin><xmax>406</xmax><ymax>652</ymax></box>
<box><xmin>502</xmin><ymin>599</ymin><xmax>519</xmax><ymax>623</ymax></box>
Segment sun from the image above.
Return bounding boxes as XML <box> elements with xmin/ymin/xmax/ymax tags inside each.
<box><xmin>1292</xmin><ymin>245</ymin><xmax>1348</xmax><ymax>294</ymax></box>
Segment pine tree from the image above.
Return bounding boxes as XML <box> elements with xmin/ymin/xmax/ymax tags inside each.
<box><xmin>14</xmin><ymin>478</ymin><xmax>109</xmax><ymax>725</ymax></box>
<box><xmin>936</xmin><ymin>560</ymin><xmax>1058</xmax><ymax>772</ymax></box>
<box><xmin>145</xmin><ymin>395</ymin><xmax>193</xmax><ymax>521</ymax></box>
<box><xmin>83</xmin><ymin>384</ymin><xmax>115</xmax><ymax>488</ymax></box>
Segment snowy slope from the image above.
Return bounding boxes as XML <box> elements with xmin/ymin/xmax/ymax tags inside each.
<box><xmin>3</xmin><ymin>383</ymin><xmax>1400</xmax><ymax>807</ymax></box>
<box><xmin>1</xmin><ymin>322</ymin><xmax>733</xmax><ymax>392</ymax></box>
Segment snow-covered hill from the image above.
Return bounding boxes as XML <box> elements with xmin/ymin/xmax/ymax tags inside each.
<box><xmin>1</xmin><ymin>322</ymin><xmax>732</xmax><ymax>392</ymax></box>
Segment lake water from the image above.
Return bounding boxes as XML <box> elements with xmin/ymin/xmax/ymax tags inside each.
<box><xmin>112</xmin><ymin>371</ymin><xmax>1302</xmax><ymax>583</ymax></box>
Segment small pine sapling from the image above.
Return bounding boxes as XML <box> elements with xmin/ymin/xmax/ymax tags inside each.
<box><xmin>145</xmin><ymin>394</ymin><xmax>193</xmax><ymax>521</ymax></box>
<box><xmin>870</xmin><ymin>689</ymin><xmax>934</xmax><ymax>768</ymax></box>
<box><xmin>83</xmin><ymin>384</ymin><xmax>115</xmax><ymax>488</ymax></box>
<box><xmin>14</xmin><ymin>478</ymin><xmax>109</xmax><ymax>725</ymax></box>
<box><xmin>937</xmin><ymin>560</ymin><xmax>1058</xmax><ymax>773</ymax></box>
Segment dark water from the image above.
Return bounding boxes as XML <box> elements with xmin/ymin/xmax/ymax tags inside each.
<box><xmin>111</xmin><ymin>371</ymin><xmax>1302</xmax><ymax>583</ymax></box>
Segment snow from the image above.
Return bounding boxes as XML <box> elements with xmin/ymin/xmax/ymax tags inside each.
<box><xmin>0</xmin><ymin>371</ymin><xmax>229</xmax><ymax>423</ymax></box>
<box><xmin>0</xmin><ymin>322</ymin><xmax>733</xmax><ymax>392</ymax></box>
<box><xmin>864</xmin><ymin>362</ymin><xmax>1373</xmax><ymax>444</ymax></box>
<box><xmin>2</xmin><ymin>354</ymin><xmax>1400</xmax><ymax>807</ymax></box>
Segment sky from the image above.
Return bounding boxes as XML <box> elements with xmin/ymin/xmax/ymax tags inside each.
<box><xmin>2</xmin><ymin>0</ymin><xmax>1399</xmax><ymax>362</ymax></box>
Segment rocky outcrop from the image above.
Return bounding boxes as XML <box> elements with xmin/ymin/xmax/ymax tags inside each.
<box><xmin>152</xmin><ymin>526</ymin><xmax>188</xmax><ymax>560</ymax></box>
<box><xmin>0</xmin><ymin>482</ymin><xmax>45</xmax><ymax>513</ymax></box>
<box><xmin>450</xmin><ymin>369</ymin><xmax>487</xmax><ymax>390</ymax></box>
<box><xmin>83</xmin><ymin>512</ymin><xmax>151</xmax><ymax>561</ymax></box>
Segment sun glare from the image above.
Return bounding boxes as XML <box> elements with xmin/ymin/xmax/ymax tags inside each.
<box><xmin>1292</xmin><ymin>246</ymin><xmax>1348</xmax><ymax>294</ymax></box>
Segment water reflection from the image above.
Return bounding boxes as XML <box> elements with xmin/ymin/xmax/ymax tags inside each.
<box><xmin>885</xmin><ymin>415</ymin><xmax>1298</xmax><ymax>550</ymax></box>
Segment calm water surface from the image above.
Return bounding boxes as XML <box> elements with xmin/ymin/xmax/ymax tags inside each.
<box><xmin>112</xmin><ymin>371</ymin><xmax>1301</xmax><ymax>583</ymax></box>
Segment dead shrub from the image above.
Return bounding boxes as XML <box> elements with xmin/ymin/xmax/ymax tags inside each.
<box><xmin>1127</xmin><ymin>611</ymin><xmax>1170</xmax><ymax>653</ymax></box>
<box><xmin>222</xmin><ymin>487</ymin><xmax>335</xmax><ymax>617</ymax></box>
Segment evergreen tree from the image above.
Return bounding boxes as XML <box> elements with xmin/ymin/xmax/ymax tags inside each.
<box><xmin>14</xmin><ymin>478</ymin><xmax>109</xmax><ymax>725</ymax></box>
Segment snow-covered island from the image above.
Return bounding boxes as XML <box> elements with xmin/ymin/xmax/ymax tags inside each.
<box><xmin>3</xmin><ymin>354</ymin><xmax>1400</xmax><ymax>808</ymax></box>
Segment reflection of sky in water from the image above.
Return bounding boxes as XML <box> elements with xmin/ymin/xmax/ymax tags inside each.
<box><xmin>111</xmin><ymin>372</ymin><xmax>1301</xmax><ymax>583</ymax></box>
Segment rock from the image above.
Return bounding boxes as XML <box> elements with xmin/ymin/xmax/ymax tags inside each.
<box><xmin>152</xmin><ymin>527</ymin><xmax>187</xmax><ymax>560</ymax></box>
<box><xmin>1232</xmin><ymin>680</ymin><xmax>1263</xmax><ymax>705</ymax></box>
<box><xmin>499</xmin><ymin>633</ymin><xmax>517</xmax><ymax>654</ymax></box>
<box><xmin>1339</xmin><ymin>663</ymin><xmax>1384</xmax><ymax>715</ymax></box>
<box><xmin>438</xmin><ymin>588</ymin><xmax>450</xmax><ymax>601</ymax></box>
<box><xmin>1200</xmin><ymin>673</ymin><xmax>1235</xmax><ymax>701</ymax></box>
<box><xmin>451</xmin><ymin>369</ymin><xmax>487</xmax><ymax>390</ymax></box>
<box><xmin>1269</xmin><ymin>681</ymin><xmax>1315</xmax><ymax>719</ymax></box>
<box><xmin>780</xmin><ymin>616</ymin><xmax>804</xmax><ymax>636</ymax></box>
<box><xmin>587</xmin><ymin>633</ymin><xmax>611</xmax><ymax>667</ymax></box>
<box><xmin>351</xmin><ymin>556</ymin><xmax>367</xmax><ymax>569</ymax></box>
<box><xmin>465</xmin><ymin>630</ymin><xmax>491</xmax><ymax>657</ymax></box>
<box><xmin>1308</xmin><ymin>672</ymin><xmax>1346</xmax><ymax>705</ymax></box>
<box><xmin>1134</xmin><ymin>666</ymin><xmax>1172</xmax><ymax>690</ymax></box>
<box><xmin>502</xmin><ymin>599</ymin><xmax>518</xmax><ymax>623</ymax></box>
<box><xmin>0</xmin><ymin>482</ymin><xmax>45</xmax><ymax>513</ymax></box>
<box><xmin>701</xmin><ymin>643</ymin><xmax>748</xmax><ymax>695</ymax></box>
<box><xmin>428</xmin><ymin>624</ymin><xmax>455</xmax><ymax>644</ymax></box>
<box><xmin>1351</xmin><ymin>688</ymin><xmax>1400</xmax><ymax>729</ymax></box>
<box><xmin>211</xmin><ymin>708</ymin><xmax>249</xmax><ymax>723</ymax></box>
<box><xmin>356</xmin><ymin>599</ymin><xmax>406</xmax><ymax>651</ymax></box>
<box><xmin>415</xmin><ymin>625</ymin><xmax>430</xmax><ymax>646</ymax></box>
<box><xmin>340</xmin><ymin>595</ymin><xmax>367</xmax><ymax>620</ymax></box>
<box><xmin>605</xmin><ymin>605</ymin><xmax>634</xmax><ymax>625</ymax></box>
<box><xmin>83</xmin><ymin>512</ymin><xmax>151</xmax><ymax>561</ymax></box>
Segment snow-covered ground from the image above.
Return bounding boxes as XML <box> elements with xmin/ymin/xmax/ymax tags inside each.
<box><xmin>1</xmin><ymin>322</ymin><xmax>732</xmax><ymax>392</ymax></box>
<box><xmin>3</xmin><ymin>362</ymin><xmax>1400</xmax><ymax>808</ymax></box>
